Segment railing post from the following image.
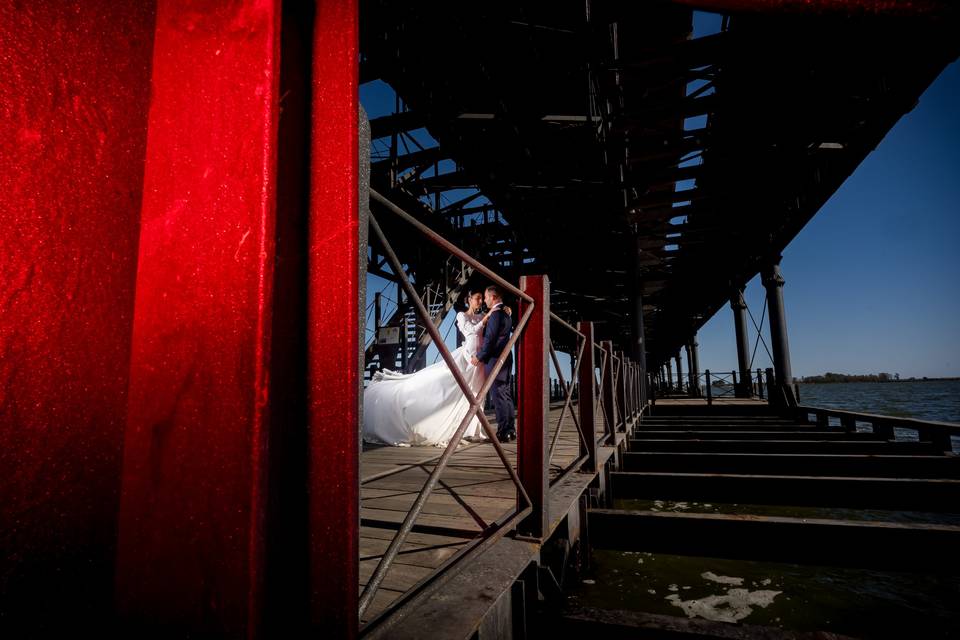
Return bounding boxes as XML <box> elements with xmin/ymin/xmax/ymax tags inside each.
<box><xmin>578</xmin><ymin>322</ymin><xmax>598</xmax><ymax>473</ymax></box>
<box><xmin>874</xmin><ymin>419</ymin><xmax>896</xmax><ymax>440</ymax></box>
<box><xmin>634</xmin><ymin>364</ymin><xmax>640</xmax><ymax>412</ymax></box>
<box><xmin>705</xmin><ymin>369</ymin><xmax>713</xmax><ymax>406</ymax></box>
<box><xmin>518</xmin><ymin>275</ymin><xmax>549</xmax><ymax>540</ymax></box>
<box><xmin>617</xmin><ymin>351</ymin><xmax>630</xmax><ymax>431</ymax></box>
<box><xmin>601</xmin><ymin>341</ymin><xmax>617</xmax><ymax>442</ymax></box>
<box><xmin>765</xmin><ymin>368</ymin><xmax>776</xmax><ymax>404</ymax></box>
<box><xmin>841</xmin><ymin>415</ymin><xmax>856</xmax><ymax>433</ymax></box>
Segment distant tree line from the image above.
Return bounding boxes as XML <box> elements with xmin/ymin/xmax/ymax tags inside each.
<box><xmin>799</xmin><ymin>372</ymin><xmax>900</xmax><ymax>383</ymax></box>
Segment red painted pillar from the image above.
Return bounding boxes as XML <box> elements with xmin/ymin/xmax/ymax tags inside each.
<box><xmin>114</xmin><ymin>1</ymin><xmax>286</xmax><ymax>635</ymax></box>
<box><xmin>517</xmin><ymin>275</ymin><xmax>549</xmax><ymax>539</ymax></box>
<box><xmin>0</xmin><ymin>1</ymin><xmax>155</xmax><ymax>632</ymax></box>
<box><xmin>308</xmin><ymin>0</ymin><xmax>360</xmax><ymax>636</ymax></box>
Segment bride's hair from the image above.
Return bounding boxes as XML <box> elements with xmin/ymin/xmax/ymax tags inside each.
<box><xmin>461</xmin><ymin>290</ymin><xmax>482</xmax><ymax>311</ymax></box>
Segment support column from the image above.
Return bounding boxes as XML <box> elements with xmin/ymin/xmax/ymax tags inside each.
<box><xmin>674</xmin><ymin>351</ymin><xmax>683</xmax><ymax>394</ymax></box>
<box><xmin>578</xmin><ymin>322</ymin><xmax>597</xmax><ymax>472</ymax></box>
<box><xmin>688</xmin><ymin>335</ymin><xmax>701</xmax><ymax>397</ymax></box>
<box><xmin>762</xmin><ymin>258</ymin><xmax>796</xmax><ymax>405</ymax></box>
<box><xmin>665</xmin><ymin>360</ymin><xmax>674</xmax><ymax>392</ymax></box>
<box><xmin>631</xmin><ymin>235</ymin><xmax>649</xmax><ymax>405</ymax></box>
<box><xmin>731</xmin><ymin>287</ymin><xmax>753</xmax><ymax>398</ymax></box>
<box><xmin>113</xmin><ymin>2</ymin><xmax>359</xmax><ymax>637</ymax></box>
<box><xmin>518</xmin><ymin>275</ymin><xmax>550</xmax><ymax>539</ymax></box>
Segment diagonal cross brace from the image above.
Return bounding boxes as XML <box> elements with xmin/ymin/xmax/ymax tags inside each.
<box><xmin>359</xmin><ymin>204</ymin><xmax>533</xmax><ymax>619</ymax></box>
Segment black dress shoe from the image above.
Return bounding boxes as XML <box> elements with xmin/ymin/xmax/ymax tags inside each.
<box><xmin>501</xmin><ymin>430</ymin><xmax>517</xmax><ymax>442</ymax></box>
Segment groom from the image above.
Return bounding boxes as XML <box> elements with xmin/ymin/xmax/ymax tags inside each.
<box><xmin>471</xmin><ymin>286</ymin><xmax>516</xmax><ymax>442</ymax></box>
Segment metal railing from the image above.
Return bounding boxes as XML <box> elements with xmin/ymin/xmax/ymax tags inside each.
<box><xmin>359</xmin><ymin>189</ymin><xmax>649</xmax><ymax>627</ymax></box>
<box><xmin>703</xmin><ymin>369</ymin><xmax>737</xmax><ymax>402</ymax></box>
<box><xmin>796</xmin><ymin>405</ymin><xmax>959</xmax><ymax>453</ymax></box>
<box><xmin>546</xmin><ymin>314</ymin><xmax>589</xmax><ymax>485</ymax></box>
<box><xmin>360</xmin><ymin>189</ymin><xmax>536</xmax><ymax>621</ymax></box>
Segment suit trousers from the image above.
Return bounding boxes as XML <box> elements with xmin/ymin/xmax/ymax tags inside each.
<box><xmin>490</xmin><ymin>371</ymin><xmax>515</xmax><ymax>435</ymax></box>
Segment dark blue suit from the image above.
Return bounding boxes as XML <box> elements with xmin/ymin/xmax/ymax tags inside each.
<box><xmin>476</xmin><ymin>304</ymin><xmax>515</xmax><ymax>437</ymax></box>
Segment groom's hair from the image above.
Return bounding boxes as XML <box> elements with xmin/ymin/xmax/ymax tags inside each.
<box><xmin>485</xmin><ymin>285</ymin><xmax>502</xmax><ymax>301</ymax></box>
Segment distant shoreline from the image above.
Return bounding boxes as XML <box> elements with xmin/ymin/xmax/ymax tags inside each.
<box><xmin>797</xmin><ymin>377</ymin><xmax>959</xmax><ymax>384</ymax></box>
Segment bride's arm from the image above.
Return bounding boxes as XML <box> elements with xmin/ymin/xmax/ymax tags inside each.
<box><xmin>456</xmin><ymin>312</ymin><xmax>481</xmax><ymax>338</ymax></box>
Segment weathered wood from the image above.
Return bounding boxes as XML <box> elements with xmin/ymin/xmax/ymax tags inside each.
<box><xmin>628</xmin><ymin>439</ymin><xmax>942</xmax><ymax>455</ymax></box>
<box><xmin>631</xmin><ymin>430</ymin><xmax>884</xmax><ymax>440</ymax></box>
<box><xmin>357</xmin><ymin>402</ymin><xmax>585</xmax><ymax>619</ymax></box>
<box><xmin>360</xmin><ymin>587</ymin><xmax>407</xmax><ymax>624</ymax></box>
<box><xmin>554</xmin><ymin>606</ymin><xmax>859</xmax><ymax>640</ymax></box>
<box><xmin>359</xmin><ymin>537</ymin><xmax>465</xmax><ymax>569</ymax></box>
<box><xmin>361</xmin><ymin>507</ymin><xmax>484</xmax><ymax>535</ymax></box>
<box><xmin>362</xmin><ymin>495</ymin><xmax>508</xmax><ymax>521</ymax></box>
<box><xmin>623</xmin><ymin>452</ymin><xmax>960</xmax><ymax>478</ymax></box>
<box><xmin>589</xmin><ymin>508</ymin><xmax>960</xmax><ymax>572</ymax></box>
<box><xmin>364</xmin><ymin>537</ymin><xmax>539</xmax><ymax>640</ymax></box>
<box><xmin>358</xmin><ymin>562</ymin><xmax>434</xmax><ymax>593</ymax></box>
<box><xmin>611</xmin><ymin>471</ymin><xmax>960</xmax><ymax>512</ymax></box>
<box><xmin>360</xmin><ymin>526</ymin><xmax>473</xmax><ymax>546</ymax></box>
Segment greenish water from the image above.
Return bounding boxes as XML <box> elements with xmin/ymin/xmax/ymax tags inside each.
<box><xmin>566</xmin><ymin>550</ymin><xmax>960</xmax><ymax>638</ymax></box>
<box><xmin>797</xmin><ymin>380</ymin><xmax>960</xmax><ymax>423</ymax></box>
<box><xmin>557</xmin><ymin>381</ymin><xmax>960</xmax><ymax>636</ymax></box>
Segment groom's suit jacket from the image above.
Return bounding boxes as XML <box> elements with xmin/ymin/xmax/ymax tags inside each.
<box><xmin>476</xmin><ymin>304</ymin><xmax>513</xmax><ymax>380</ymax></box>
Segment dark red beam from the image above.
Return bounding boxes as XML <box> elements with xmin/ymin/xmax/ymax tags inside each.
<box><xmin>0</xmin><ymin>1</ymin><xmax>155</xmax><ymax>632</ymax></box>
<box><xmin>114</xmin><ymin>0</ymin><xmax>286</xmax><ymax>635</ymax></box>
<box><xmin>308</xmin><ymin>0</ymin><xmax>360</xmax><ymax>637</ymax></box>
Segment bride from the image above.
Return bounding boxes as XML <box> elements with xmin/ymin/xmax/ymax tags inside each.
<box><xmin>362</xmin><ymin>291</ymin><xmax>505</xmax><ymax>447</ymax></box>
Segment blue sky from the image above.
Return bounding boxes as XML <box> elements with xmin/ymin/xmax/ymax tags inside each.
<box><xmin>696</xmin><ymin>57</ymin><xmax>960</xmax><ymax>379</ymax></box>
<box><xmin>361</xmin><ymin>12</ymin><xmax>959</xmax><ymax>380</ymax></box>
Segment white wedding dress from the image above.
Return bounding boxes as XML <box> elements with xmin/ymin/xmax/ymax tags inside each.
<box><xmin>363</xmin><ymin>311</ymin><xmax>487</xmax><ymax>447</ymax></box>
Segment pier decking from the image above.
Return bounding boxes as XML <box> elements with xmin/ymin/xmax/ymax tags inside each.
<box><xmin>359</xmin><ymin>402</ymin><xmax>610</xmax><ymax>625</ymax></box>
<box><xmin>363</xmin><ymin>398</ymin><xmax>960</xmax><ymax>638</ymax></box>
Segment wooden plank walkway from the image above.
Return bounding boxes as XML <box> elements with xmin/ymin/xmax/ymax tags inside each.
<box><xmin>359</xmin><ymin>400</ymin><xmax>608</xmax><ymax>624</ymax></box>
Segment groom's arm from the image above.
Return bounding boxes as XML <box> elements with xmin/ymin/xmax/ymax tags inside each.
<box><xmin>475</xmin><ymin>310</ymin><xmax>503</xmax><ymax>363</ymax></box>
